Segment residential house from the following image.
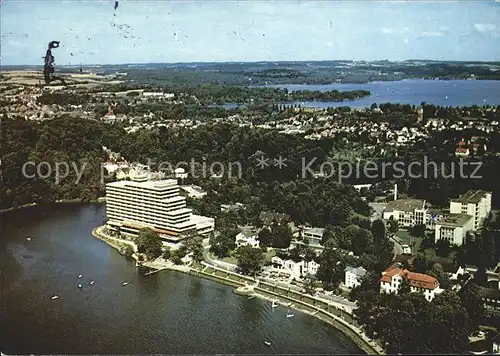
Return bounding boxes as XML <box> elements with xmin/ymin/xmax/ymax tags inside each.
<box><xmin>479</xmin><ymin>287</ymin><xmax>500</xmax><ymax>315</ymax></box>
<box><xmin>344</xmin><ymin>266</ymin><xmax>367</xmax><ymax>289</ymax></box>
<box><xmin>302</xmin><ymin>227</ymin><xmax>325</xmax><ymax>246</ymax></box>
<box><xmin>235</xmin><ymin>232</ymin><xmax>260</xmax><ymax>248</ymax></box>
<box><xmin>380</xmin><ymin>264</ymin><xmax>443</xmax><ymax>301</ymax></box>
<box><xmin>270</xmin><ymin>256</ymin><xmax>319</xmax><ymax>279</ymax></box>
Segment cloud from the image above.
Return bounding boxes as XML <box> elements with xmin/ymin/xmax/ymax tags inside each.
<box><xmin>474</xmin><ymin>23</ymin><xmax>496</xmax><ymax>33</ymax></box>
<box><xmin>421</xmin><ymin>31</ymin><xmax>444</xmax><ymax>37</ymax></box>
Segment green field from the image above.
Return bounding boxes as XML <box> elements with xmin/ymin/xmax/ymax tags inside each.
<box><xmin>395</xmin><ymin>229</ymin><xmax>454</xmax><ymax>264</ymax></box>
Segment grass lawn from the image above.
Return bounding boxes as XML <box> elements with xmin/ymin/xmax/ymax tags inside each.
<box><xmin>210</xmin><ymin>249</ymin><xmax>276</xmax><ymax>266</ymax></box>
<box><xmin>396</xmin><ymin>229</ymin><xmax>454</xmax><ymax>265</ymax></box>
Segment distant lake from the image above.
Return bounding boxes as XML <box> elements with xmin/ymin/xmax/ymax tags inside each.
<box><xmin>213</xmin><ymin>80</ymin><xmax>500</xmax><ymax>109</ymax></box>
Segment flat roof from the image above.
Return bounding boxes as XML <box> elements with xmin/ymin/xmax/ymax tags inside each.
<box><xmin>437</xmin><ymin>213</ymin><xmax>473</xmax><ymax>228</ymax></box>
<box><xmin>106</xmin><ymin>179</ymin><xmax>179</xmax><ymax>189</ymax></box>
<box><xmin>385</xmin><ymin>199</ymin><xmax>425</xmax><ymax>213</ymax></box>
<box><xmin>452</xmin><ymin>190</ymin><xmax>491</xmax><ymax>204</ymax></box>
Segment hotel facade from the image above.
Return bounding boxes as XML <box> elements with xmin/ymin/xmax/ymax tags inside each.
<box><xmin>105</xmin><ymin>176</ymin><xmax>214</xmax><ymax>243</ymax></box>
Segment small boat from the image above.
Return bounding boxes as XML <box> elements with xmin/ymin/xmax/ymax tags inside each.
<box><xmin>272</xmin><ymin>300</ymin><xmax>278</xmax><ymax>308</ymax></box>
<box><xmin>248</xmin><ymin>295</ymin><xmax>255</xmax><ymax>300</ymax></box>
<box><xmin>264</xmin><ymin>341</ymin><xmax>271</xmax><ymax>346</ymax></box>
<box><xmin>78</xmin><ymin>274</ymin><xmax>83</xmax><ymax>279</ymax></box>
<box><xmin>286</xmin><ymin>309</ymin><xmax>294</xmax><ymax>318</ymax></box>
<box><xmin>89</xmin><ymin>280</ymin><xmax>95</xmax><ymax>285</ymax></box>
<box><xmin>26</xmin><ymin>237</ymin><xmax>31</xmax><ymax>241</ymax></box>
<box><xmin>51</xmin><ymin>295</ymin><xmax>59</xmax><ymax>300</ymax></box>
<box><xmin>122</xmin><ymin>282</ymin><xmax>129</xmax><ymax>286</ymax></box>
<box><xmin>78</xmin><ymin>284</ymin><xmax>82</xmax><ymax>288</ymax></box>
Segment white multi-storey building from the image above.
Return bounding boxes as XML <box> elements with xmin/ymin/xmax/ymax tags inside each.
<box><xmin>434</xmin><ymin>213</ymin><xmax>474</xmax><ymax>246</ymax></box>
<box><xmin>270</xmin><ymin>256</ymin><xmax>319</xmax><ymax>279</ymax></box>
<box><xmin>105</xmin><ymin>176</ymin><xmax>214</xmax><ymax>243</ymax></box>
<box><xmin>449</xmin><ymin>190</ymin><xmax>492</xmax><ymax>231</ymax></box>
<box><xmin>344</xmin><ymin>266</ymin><xmax>367</xmax><ymax>289</ymax></box>
<box><xmin>302</xmin><ymin>227</ymin><xmax>325</xmax><ymax>246</ymax></box>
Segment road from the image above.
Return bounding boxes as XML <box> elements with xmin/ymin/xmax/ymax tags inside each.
<box><xmin>389</xmin><ymin>235</ymin><xmax>403</xmax><ymax>257</ymax></box>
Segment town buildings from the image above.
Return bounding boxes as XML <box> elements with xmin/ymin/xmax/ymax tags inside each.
<box><xmin>380</xmin><ymin>264</ymin><xmax>443</xmax><ymax>301</ymax></box>
<box><xmin>302</xmin><ymin>227</ymin><xmax>325</xmax><ymax>246</ymax></box>
<box><xmin>434</xmin><ymin>213</ymin><xmax>474</xmax><ymax>246</ymax></box>
<box><xmin>449</xmin><ymin>190</ymin><xmax>492</xmax><ymax>230</ymax></box>
<box><xmin>383</xmin><ymin>199</ymin><xmax>430</xmax><ymax>228</ymax></box>
<box><xmin>270</xmin><ymin>256</ymin><xmax>319</xmax><ymax>280</ymax></box>
<box><xmin>105</xmin><ymin>176</ymin><xmax>214</xmax><ymax>244</ymax></box>
<box><xmin>344</xmin><ymin>266</ymin><xmax>367</xmax><ymax>289</ymax></box>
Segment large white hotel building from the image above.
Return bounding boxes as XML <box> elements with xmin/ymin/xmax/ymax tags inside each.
<box><xmin>105</xmin><ymin>175</ymin><xmax>214</xmax><ymax>243</ymax></box>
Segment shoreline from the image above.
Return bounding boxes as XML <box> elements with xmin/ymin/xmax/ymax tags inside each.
<box><xmin>92</xmin><ymin>225</ymin><xmax>383</xmax><ymax>355</ymax></box>
<box><xmin>0</xmin><ymin>199</ymin><xmax>103</xmax><ymax>214</ymax></box>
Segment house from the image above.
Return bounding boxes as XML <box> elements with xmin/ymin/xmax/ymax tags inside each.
<box><xmin>174</xmin><ymin>167</ymin><xmax>188</xmax><ymax>179</ymax></box>
<box><xmin>380</xmin><ymin>264</ymin><xmax>443</xmax><ymax>301</ymax></box>
<box><xmin>479</xmin><ymin>287</ymin><xmax>500</xmax><ymax>314</ymax></box>
<box><xmin>179</xmin><ymin>185</ymin><xmax>207</xmax><ymax>199</ymax></box>
<box><xmin>235</xmin><ymin>232</ymin><xmax>260</xmax><ymax>248</ymax></box>
<box><xmin>270</xmin><ymin>256</ymin><xmax>319</xmax><ymax>279</ymax></box>
<box><xmin>302</xmin><ymin>227</ymin><xmax>325</xmax><ymax>246</ymax></box>
<box><xmin>492</xmin><ymin>333</ymin><xmax>500</xmax><ymax>354</ymax></box>
<box><xmin>455</xmin><ymin>147</ymin><xmax>470</xmax><ymax>158</ymax></box>
<box><xmin>220</xmin><ymin>203</ymin><xmax>244</xmax><ymax>212</ymax></box>
<box><xmin>344</xmin><ymin>266</ymin><xmax>367</xmax><ymax>289</ymax></box>
<box><xmin>449</xmin><ymin>190</ymin><xmax>492</xmax><ymax>230</ymax></box>
<box><xmin>434</xmin><ymin>213</ymin><xmax>474</xmax><ymax>246</ymax></box>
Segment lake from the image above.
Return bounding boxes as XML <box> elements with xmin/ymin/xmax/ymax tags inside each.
<box><xmin>1</xmin><ymin>203</ymin><xmax>362</xmax><ymax>354</ymax></box>
<box><xmin>211</xmin><ymin>79</ymin><xmax>500</xmax><ymax>109</ymax></box>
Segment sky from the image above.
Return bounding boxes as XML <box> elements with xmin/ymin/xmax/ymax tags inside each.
<box><xmin>1</xmin><ymin>0</ymin><xmax>500</xmax><ymax>65</ymax></box>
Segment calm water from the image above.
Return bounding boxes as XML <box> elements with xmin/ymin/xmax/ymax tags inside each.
<box><xmin>247</xmin><ymin>79</ymin><xmax>500</xmax><ymax>108</ymax></box>
<box><xmin>1</xmin><ymin>203</ymin><xmax>362</xmax><ymax>354</ymax></box>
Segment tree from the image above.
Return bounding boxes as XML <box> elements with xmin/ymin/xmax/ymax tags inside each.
<box><xmin>410</xmin><ymin>224</ymin><xmax>426</xmax><ymax>238</ymax></box>
<box><xmin>162</xmin><ymin>247</ymin><xmax>171</xmax><ymax>260</ymax></box>
<box><xmin>399</xmin><ymin>277</ymin><xmax>412</xmax><ymax>296</ymax></box>
<box><xmin>235</xmin><ymin>245</ymin><xmax>264</xmax><ymax>276</ymax></box>
<box><xmin>185</xmin><ymin>234</ymin><xmax>204</xmax><ymax>263</ymax></box>
<box><xmin>426</xmin><ymin>263</ymin><xmax>451</xmax><ymax>289</ymax></box>
<box><xmin>134</xmin><ymin>228</ymin><xmax>163</xmax><ymax>260</ymax></box>
<box><xmin>270</xmin><ymin>223</ymin><xmax>293</xmax><ymax>248</ymax></box>
<box><xmin>473</xmin><ymin>266</ymin><xmax>488</xmax><ymax>287</ymax></box>
<box><xmin>459</xmin><ymin>282</ymin><xmax>485</xmax><ymax>330</ymax></box>
<box><xmin>209</xmin><ymin>230</ymin><xmax>236</xmax><ymax>258</ymax></box>
<box><xmin>258</xmin><ymin>228</ymin><xmax>272</xmax><ymax>247</ymax></box>
<box><xmin>387</xmin><ymin>216</ymin><xmax>399</xmax><ymax>234</ymax></box>
<box><xmin>435</xmin><ymin>239</ymin><xmax>451</xmax><ymax>257</ymax></box>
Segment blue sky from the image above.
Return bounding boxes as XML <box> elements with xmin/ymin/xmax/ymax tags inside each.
<box><xmin>2</xmin><ymin>0</ymin><xmax>500</xmax><ymax>65</ymax></box>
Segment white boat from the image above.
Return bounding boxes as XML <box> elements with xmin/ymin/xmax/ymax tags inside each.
<box><xmin>264</xmin><ymin>341</ymin><xmax>271</xmax><ymax>346</ymax></box>
<box><xmin>51</xmin><ymin>295</ymin><xmax>59</xmax><ymax>300</ymax></box>
<box><xmin>78</xmin><ymin>284</ymin><xmax>82</xmax><ymax>288</ymax></box>
<box><xmin>286</xmin><ymin>309</ymin><xmax>294</xmax><ymax>318</ymax></box>
<box><xmin>122</xmin><ymin>282</ymin><xmax>129</xmax><ymax>286</ymax></box>
<box><xmin>78</xmin><ymin>274</ymin><xmax>83</xmax><ymax>279</ymax></box>
<box><xmin>89</xmin><ymin>280</ymin><xmax>95</xmax><ymax>285</ymax></box>
<box><xmin>272</xmin><ymin>300</ymin><xmax>278</xmax><ymax>308</ymax></box>
<box><xmin>26</xmin><ymin>237</ymin><xmax>31</xmax><ymax>241</ymax></box>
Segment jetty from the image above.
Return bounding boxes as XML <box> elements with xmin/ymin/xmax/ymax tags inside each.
<box><xmin>144</xmin><ymin>267</ymin><xmax>167</xmax><ymax>275</ymax></box>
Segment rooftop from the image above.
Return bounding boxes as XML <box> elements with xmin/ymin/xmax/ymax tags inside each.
<box><xmin>345</xmin><ymin>266</ymin><xmax>367</xmax><ymax>278</ymax></box>
<box><xmin>385</xmin><ymin>199</ymin><xmax>426</xmax><ymax>213</ymax></box>
<box><xmin>106</xmin><ymin>179</ymin><xmax>179</xmax><ymax>190</ymax></box>
<box><xmin>436</xmin><ymin>213</ymin><xmax>473</xmax><ymax>228</ymax></box>
<box><xmin>381</xmin><ymin>267</ymin><xmax>439</xmax><ymax>290</ymax></box>
<box><xmin>452</xmin><ymin>190</ymin><xmax>491</xmax><ymax>204</ymax></box>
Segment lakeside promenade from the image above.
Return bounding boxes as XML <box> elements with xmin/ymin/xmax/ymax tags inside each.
<box><xmin>92</xmin><ymin>225</ymin><xmax>385</xmax><ymax>355</ymax></box>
